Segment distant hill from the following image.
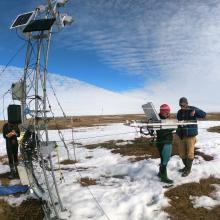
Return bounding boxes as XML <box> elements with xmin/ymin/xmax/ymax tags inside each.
<box><xmin>0</xmin><ymin>66</ymin><xmax>144</xmax><ymax>119</ymax></box>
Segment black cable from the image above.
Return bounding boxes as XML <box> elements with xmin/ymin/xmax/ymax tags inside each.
<box><xmin>0</xmin><ymin>43</ymin><xmax>26</xmax><ymax>78</ymax></box>
<box><xmin>47</xmin><ymin>76</ymin><xmax>67</xmax><ymax>118</ymax></box>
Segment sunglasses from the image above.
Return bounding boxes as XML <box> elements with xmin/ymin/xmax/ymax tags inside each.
<box><xmin>180</xmin><ymin>104</ymin><xmax>187</xmax><ymax>108</ymax></box>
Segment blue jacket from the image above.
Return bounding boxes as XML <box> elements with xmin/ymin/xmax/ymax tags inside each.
<box><xmin>176</xmin><ymin>106</ymin><xmax>206</xmax><ymax>137</ymax></box>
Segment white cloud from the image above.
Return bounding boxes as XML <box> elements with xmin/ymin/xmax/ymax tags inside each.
<box><xmin>0</xmin><ymin>66</ymin><xmax>144</xmax><ymax>118</ymax></box>
<box><xmin>57</xmin><ymin>0</ymin><xmax>220</xmax><ymax>112</ymax></box>
<box><xmin>1</xmin><ymin>1</ymin><xmax>219</xmax><ymax>113</ymax></box>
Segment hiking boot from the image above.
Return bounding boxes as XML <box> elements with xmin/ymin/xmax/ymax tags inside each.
<box><xmin>161</xmin><ymin>175</ymin><xmax>174</xmax><ymax>184</ymax></box>
<box><xmin>160</xmin><ymin>165</ymin><xmax>173</xmax><ymax>184</ymax></box>
<box><xmin>182</xmin><ymin>169</ymin><xmax>190</xmax><ymax>177</ymax></box>
<box><xmin>14</xmin><ymin>163</ymin><xmax>20</xmax><ymax>179</ymax></box>
<box><xmin>13</xmin><ymin>170</ymin><xmax>19</xmax><ymax>179</ymax></box>
<box><xmin>157</xmin><ymin>165</ymin><xmax>162</xmax><ymax>178</ymax></box>
<box><xmin>178</xmin><ymin>159</ymin><xmax>187</xmax><ymax>173</ymax></box>
<box><xmin>179</xmin><ymin>167</ymin><xmax>186</xmax><ymax>173</ymax></box>
<box><xmin>157</xmin><ymin>172</ymin><xmax>161</xmax><ymax>178</ymax></box>
<box><xmin>8</xmin><ymin>172</ymin><xmax>14</xmax><ymax>179</ymax></box>
<box><xmin>181</xmin><ymin>159</ymin><xmax>193</xmax><ymax>177</ymax></box>
<box><xmin>8</xmin><ymin>164</ymin><xmax>15</xmax><ymax>179</ymax></box>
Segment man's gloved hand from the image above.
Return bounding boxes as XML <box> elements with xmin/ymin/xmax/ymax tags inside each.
<box><xmin>190</xmin><ymin>109</ymin><xmax>195</xmax><ymax>117</ymax></box>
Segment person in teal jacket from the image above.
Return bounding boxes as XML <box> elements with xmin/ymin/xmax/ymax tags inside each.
<box><xmin>156</xmin><ymin>104</ymin><xmax>175</xmax><ymax>184</ymax></box>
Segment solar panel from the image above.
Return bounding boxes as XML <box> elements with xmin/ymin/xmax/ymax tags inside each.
<box><xmin>23</xmin><ymin>18</ymin><xmax>56</xmax><ymax>33</ymax></box>
<box><xmin>10</xmin><ymin>11</ymin><xmax>35</xmax><ymax>29</ymax></box>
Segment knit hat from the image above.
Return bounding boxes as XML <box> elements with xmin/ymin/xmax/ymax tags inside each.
<box><xmin>179</xmin><ymin>97</ymin><xmax>188</xmax><ymax>105</ymax></box>
<box><xmin>160</xmin><ymin>104</ymin><xmax>171</xmax><ymax>114</ymax></box>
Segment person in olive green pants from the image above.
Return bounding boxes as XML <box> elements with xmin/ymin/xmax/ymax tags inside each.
<box><xmin>176</xmin><ymin>97</ymin><xmax>206</xmax><ymax>177</ymax></box>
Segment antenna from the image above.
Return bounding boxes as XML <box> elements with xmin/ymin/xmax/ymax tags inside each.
<box><xmin>10</xmin><ymin>1</ymin><xmax>73</xmax><ymax>219</ymax></box>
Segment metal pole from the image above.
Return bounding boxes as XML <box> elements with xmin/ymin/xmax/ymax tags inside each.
<box><xmin>35</xmin><ymin>36</ymin><xmax>42</xmax><ymax>121</ymax></box>
<box><xmin>39</xmin><ymin>147</ymin><xmax>60</xmax><ymax>219</ymax></box>
<box><xmin>22</xmin><ymin>37</ymin><xmax>32</xmax><ymax>125</ymax></box>
<box><xmin>35</xmin><ymin>33</ymin><xmax>60</xmax><ymax>219</ymax></box>
<box><xmin>43</xmin><ymin>31</ymin><xmax>65</xmax><ymax>212</ymax></box>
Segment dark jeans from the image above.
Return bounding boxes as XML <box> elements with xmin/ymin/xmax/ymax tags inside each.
<box><xmin>6</xmin><ymin>144</ymin><xmax>18</xmax><ymax>166</ymax></box>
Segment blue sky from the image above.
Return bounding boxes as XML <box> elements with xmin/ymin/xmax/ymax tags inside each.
<box><xmin>0</xmin><ymin>0</ymin><xmax>220</xmax><ymax>111</ymax></box>
<box><xmin>0</xmin><ymin>0</ymin><xmax>149</xmax><ymax>91</ymax></box>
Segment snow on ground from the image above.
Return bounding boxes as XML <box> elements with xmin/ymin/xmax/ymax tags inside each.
<box><xmin>190</xmin><ymin>184</ymin><xmax>220</xmax><ymax>210</ymax></box>
<box><xmin>190</xmin><ymin>194</ymin><xmax>220</xmax><ymax>210</ymax></box>
<box><xmin>1</xmin><ymin>121</ymin><xmax>220</xmax><ymax>219</ymax></box>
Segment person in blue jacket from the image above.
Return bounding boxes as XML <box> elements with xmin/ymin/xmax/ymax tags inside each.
<box><xmin>176</xmin><ymin>97</ymin><xmax>206</xmax><ymax>177</ymax></box>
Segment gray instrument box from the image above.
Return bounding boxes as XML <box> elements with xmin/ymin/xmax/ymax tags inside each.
<box><xmin>142</xmin><ymin>102</ymin><xmax>160</xmax><ymax>122</ymax></box>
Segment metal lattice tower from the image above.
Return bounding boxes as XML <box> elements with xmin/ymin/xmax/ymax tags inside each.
<box><xmin>10</xmin><ymin>1</ymin><xmax>73</xmax><ymax>219</ymax></box>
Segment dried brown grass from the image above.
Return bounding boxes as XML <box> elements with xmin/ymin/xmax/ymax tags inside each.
<box><xmin>59</xmin><ymin>159</ymin><xmax>77</xmax><ymax>165</ymax></box>
<box><xmin>0</xmin><ymin>172</ymin><xmax>12</xmax><ymax>186</ymax></box>
<box><xmin>207</xmin><ymin>126</ymin><xmax>220</xmax><ymax>134</ymax></box>
<box><xmin>79</xmin><ymin>177</ymin><xmax>97</xmax><ymax>186</ymax></box>
<box><xmin>0</xmin><ymin>199</ymin><xmax>44</xmax><ymax>220</ymax></box>
<box><xmin>164</xmin><ymin>176</ymin><xmax>220</xmax><ymax>220</ymax></box>
<box><xmin>0</xmin><ymin>155</ymin><xmax>8</xmax><ymax>165</ymax></box>
<box><xmin>84</xmin><ymin>135</ymin><xmax>213</xmax><ymax>162</ymax></box>
<box><xmin>0</xmin><ymin>112</ymin><xmax>219</xmax><ymax>132</ymax></box>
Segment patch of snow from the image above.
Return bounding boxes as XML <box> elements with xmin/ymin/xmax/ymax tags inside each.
<box><xmin>0</xmin><ymin>121</ymin><xmax>220</xmax><ymax>219</ymax></box>
<box><xmin>190</xmin><ymin>195</ymin><xmax>220</xmax><ymax>210</ymax></box>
